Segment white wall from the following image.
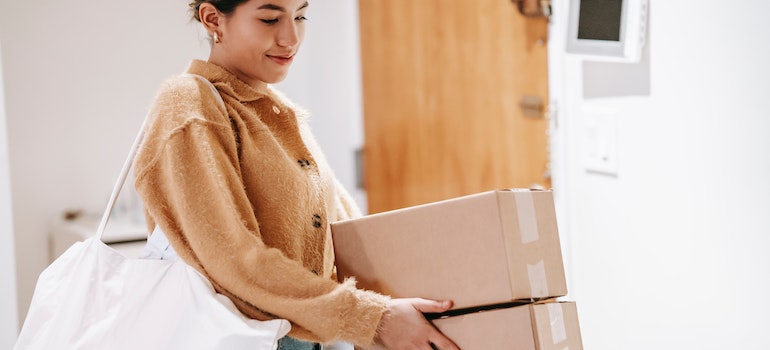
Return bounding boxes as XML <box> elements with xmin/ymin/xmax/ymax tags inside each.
<box><xmin>0</xmin><ymin>0</ymin><xmax>207</xmax><ymax>326</ymax></box>
<box><xmin>0</xmin><ymin>40</ymin><xmax>20</xmax><ymax>350</ymax></box>
<box><xmin>0</xmin><ymin>0</ymin><xmax>361</xmax><ymax>332</ymax></box>
<box><xmin>550</xmin><ymin>1</ymin><xmax>770</xmax><ymax>349</ymax></box>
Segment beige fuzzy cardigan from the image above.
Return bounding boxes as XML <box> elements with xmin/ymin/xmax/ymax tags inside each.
<box><xmin>133</xmin><ymin>60</ymin><xmax>389</xmax><ymax>346</ymax></box>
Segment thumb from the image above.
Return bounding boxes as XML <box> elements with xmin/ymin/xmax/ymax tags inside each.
<box><xmin>412</xmin><ymin>299</ymin><xmax>453</xmax><ymax>313</ymax></box>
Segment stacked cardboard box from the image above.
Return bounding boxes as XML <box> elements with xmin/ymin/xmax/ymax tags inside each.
<box><xmin>430</xmin><ymin>300</ymin><xmax>582</xmax><ymax>350</ymax></box>
<box><xmin>331</xmin><ymin>189</ymin><xmax>583</xmax><ymax>349</ymax></box>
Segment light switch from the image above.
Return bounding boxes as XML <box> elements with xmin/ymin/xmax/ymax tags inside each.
<box><xmin>583</xmin><ymin>105</ymin><xmax>618</xmax><ymax>176</ymax></box>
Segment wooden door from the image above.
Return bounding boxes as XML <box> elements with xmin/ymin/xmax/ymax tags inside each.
<box><xmin>359</xmin><ymin>0</ymin><xmax>550</xmax><ymax>213</ymax></box>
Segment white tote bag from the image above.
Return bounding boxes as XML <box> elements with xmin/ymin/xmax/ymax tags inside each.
<box><xmin>14</xmin><ymin>75</ymin><xmax>291</xmax><ymax>350</ymax></box>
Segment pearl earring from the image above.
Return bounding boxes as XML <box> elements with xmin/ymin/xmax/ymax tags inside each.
<box><xmin>213</xmin><ymin>33</ymin><xmax>220</xmax><ymax>44</ymax></box>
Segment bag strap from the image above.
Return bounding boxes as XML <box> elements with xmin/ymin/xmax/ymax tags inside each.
<box><xmin>96</xmin><ymin>74</ymin><xmax>225</xmax><ymax>241</ymax></box>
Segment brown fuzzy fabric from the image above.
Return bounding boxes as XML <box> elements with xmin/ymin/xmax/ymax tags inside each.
<box><xmin>133</xmin><ymin>60</ymin><xmax>389</xmax><ymax>346</ymax></box>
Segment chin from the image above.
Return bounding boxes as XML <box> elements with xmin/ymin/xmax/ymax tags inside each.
<box><xmin>265</xmin><ymin>73</ymin><xmax>290</xmax><ymax>85</ymax></box>
<box><xmin>268</xmin><ymin>77</ymin><xmax>288</xmax><ymax>84</ymax></box>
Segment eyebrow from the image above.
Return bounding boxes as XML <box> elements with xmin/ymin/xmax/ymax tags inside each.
<box><xmin>257</xmin><ymin>1</ymin><xmax>309</xmax><ymax>12</ymax></box>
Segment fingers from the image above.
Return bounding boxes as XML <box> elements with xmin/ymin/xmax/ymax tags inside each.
<box><xmin>411</xmin><ymin>298</ymin><xmax>454</xmax><ymax>313</ymax></box>
<box><xmin>410</xmin><ymin>300</ymin><xmax>459</xmax><ymax>350</ymax></box>
<box><xmin>377</xmin><ymin>298</ymin><xmax>460</xmax><ymax>350</ymax></box>
<box><xmin>429</xmin><ymin>330</ymin><xmax>461</xmax><ymax>350</ymax></box>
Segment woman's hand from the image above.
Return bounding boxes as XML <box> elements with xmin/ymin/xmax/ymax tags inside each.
<box><xmin>375</xmin><ymin>298</ymin><xmax>461</xmax><ymax>350</ymax></box>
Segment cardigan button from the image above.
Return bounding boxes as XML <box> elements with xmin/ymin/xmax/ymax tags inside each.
<box><xmin>312</xmin><ymin>214</ymin><xmax>323</xmax><ymax>228</ymax></box>
<box><xmin>311</xmin><ymin>269</ymin><xmax>319</xmax><ymax>275</ymax></box>
<box><xmin>272</xmin><ymin>105</ymin><xmax>281</xmax><ymax>114</ymax></box>
<box><xmin>297</xmin><ymin>159</ymin><xmax>311</xmax><ymax>168</ymax></box>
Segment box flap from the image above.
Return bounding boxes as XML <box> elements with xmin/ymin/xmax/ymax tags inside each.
<box><xmin>532</xmin><ymin>302</ymin><xmax>584</xmax><ymax>350</ymax></box>
<box><xmin>497</xmin><ymin>190</ymin><xmax>568</xmax><ymax>299</ymax></box>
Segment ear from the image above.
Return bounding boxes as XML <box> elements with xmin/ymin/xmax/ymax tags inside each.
<box><xmin>199</xmin><ymin>3</ymin><xmax>222</xmax><ymax>35</ymax></box>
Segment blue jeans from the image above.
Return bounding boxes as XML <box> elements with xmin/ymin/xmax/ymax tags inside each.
<box><xmin>277</xmin><ymin>336</ymin><xmax>321</xmax><ymax>350</ymax></box>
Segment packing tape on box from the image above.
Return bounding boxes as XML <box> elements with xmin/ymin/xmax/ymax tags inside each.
<box><xmin>514</xmin><ymin>190</ymin><xmax>539</xmax><ymax>244</ymax></box>
<box><xmin>527</xmin><ymin>260</ymin><xmax>549</xmax><ymax>297</ymax></box>
<box><xmin>547</xmin><ymin>303</ymin><xmax>568</xmax><ymax>344</ymax></box>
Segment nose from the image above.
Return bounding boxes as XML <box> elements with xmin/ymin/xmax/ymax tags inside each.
<box><xmin>276</xmin><ymin>21</ymin><xmax>300</xmax><ymax>48</ymax></box>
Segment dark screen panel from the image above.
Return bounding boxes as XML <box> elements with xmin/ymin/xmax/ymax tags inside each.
<box><xmin>577</xmin><ymin>0</ymin><xmax>623</xmax><ymax>41</ymax></box>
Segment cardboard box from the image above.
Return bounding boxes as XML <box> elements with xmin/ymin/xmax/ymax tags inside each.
<box><xmin>432</xmin><ymin>301</ymin><xmax>583</xmax><ymax>350</ymax></box>
<box><xmin>331</xmin><ymin>189</ymin><xmax>567</xmax><ymax>309</ymax></box>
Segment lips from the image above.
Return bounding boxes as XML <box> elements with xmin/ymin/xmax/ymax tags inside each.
<box><xmin>267</xmin><ymin>54</ymin><xmax>294</xmax><ymax>65</ymax></box>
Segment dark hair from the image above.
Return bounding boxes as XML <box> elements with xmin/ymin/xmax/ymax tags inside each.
<box><xmin>188</xmin><ymin>0</ymin><xmax>249</xmax><ymax>22</ymax></box>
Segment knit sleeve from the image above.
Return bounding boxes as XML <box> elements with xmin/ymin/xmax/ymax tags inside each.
<box><xmin>133</xmin><ymin>77</ymin><xmax>389</xmax><ymax>347</ymax></box>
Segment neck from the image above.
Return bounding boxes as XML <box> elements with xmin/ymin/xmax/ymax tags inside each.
<box><xmin>207</xmin><ymin>55</ymin><xmax>269</xmax><ymax>93</ymax></box>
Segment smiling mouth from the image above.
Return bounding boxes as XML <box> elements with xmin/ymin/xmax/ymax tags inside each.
<box><xmin>268</xmin><ymin>54</ymin><xmax>294</xmax><ymax>65</ymax></box>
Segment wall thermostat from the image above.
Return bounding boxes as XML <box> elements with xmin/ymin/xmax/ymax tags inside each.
<box><xmin>566</xmin><ymin>0</ymin><xmax>648</xmax><ymax>63</ymax></box>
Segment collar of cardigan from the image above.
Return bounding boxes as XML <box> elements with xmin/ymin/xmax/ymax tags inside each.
<box><xmin>185</xmin><ymin>59</ymin><xmax>271</xmax><ymax>103</ymax></box>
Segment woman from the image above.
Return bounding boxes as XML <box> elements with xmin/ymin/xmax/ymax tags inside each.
<box><xmin>133</xmin><ymin>1</ymin><xmax>460</xmax><ymax>349</ymax></box>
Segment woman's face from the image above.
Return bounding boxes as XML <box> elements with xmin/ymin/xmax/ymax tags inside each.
<box><xmin>211</xmin><ymin>0</ymin><xmax>308</xmax><ymax>88</ymax></box>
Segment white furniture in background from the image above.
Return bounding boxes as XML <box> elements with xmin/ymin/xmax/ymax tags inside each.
<box><xmin>50</xmin><ymin>216</ymin><xmax>147</xmax><ymax>262</ymax></box>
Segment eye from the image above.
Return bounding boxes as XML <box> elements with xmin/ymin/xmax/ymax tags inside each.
<box><xmin>260</xmin><ymin>18</ymin><xmax>279</xmax><ymax>25</ymax></box>
<box><xmin>295</xmin><ymin>16</ymin><xmax>308</xmax><ymax>22</ymax></box>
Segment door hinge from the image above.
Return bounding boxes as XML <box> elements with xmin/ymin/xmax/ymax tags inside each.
<box><xmin>512</xmin><ymin>0</ymin><xmax>552</xmax><ymax>18</ymax></box>
<box><xmin>355</xmin><ymin>147</ymin><xmax>365</xmax><ymax>190</ymax></box>
<box><xmin>520</xmin><ymin>95</ymin><xmax>545</xmax><ymax>119</ymax></box>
